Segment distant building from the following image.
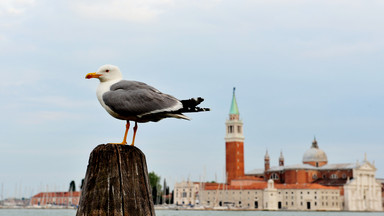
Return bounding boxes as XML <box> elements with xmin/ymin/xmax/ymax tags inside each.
<box><xmin>174</xmin><ymin>88</ymin><xmax>383</xmax><ymax>211</ymax></box>
<box><xmin>1</xmin><ymin>198</ymin><xmax>30</xmax><ymax>207</ymax></box>
<box><xmin>30</xmin><ymin>191</ymin><xmax>80</xmax><ymax>207</ymax></box>
<box><xmin>343</xmin><ymin>161</ymin><xmax>382</xmax><ymax>211</ymax></box>
<box><xmin>173</xmin><ymin>181</ymin><xmax>200</xmax><ymax>206</ymax></box>
<box><xmin>201</xmin><ymin>180</ymin><xmax>342</xmax><ymax>211</ymax></box>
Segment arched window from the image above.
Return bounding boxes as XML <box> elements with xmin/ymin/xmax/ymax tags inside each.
<box><xmin>330</xmin><ymin>174</ymin><xmax>338</xmax><ymax>179</ymax></box>
<box><xmin>270</xmin><ymin>173</ymin><xmax>279</xmax><ymax>180</ymax></box>
<box><xmin>228</xmin><ymin>126</ymin><xmax>233</xmax><ymax>133</ymax></box>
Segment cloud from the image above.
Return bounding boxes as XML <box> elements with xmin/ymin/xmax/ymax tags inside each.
<box><xmin>0</xmin><ymin>0</ymin><xmax>36</xmax><ymax>46</ymax></box>
<box><xmin>1</xmin><ymin>94</ymin><xmax>95</xmax><ymax>125</ymax></box>
<box><xmin>0</xmin><ymin>73</ymin><xmax>40</xmax><ymax>99</ymax></box>
<box><xmin>22</xmin><ymin>110</ymin><xmax>85</xmax><ymax>124</ymax></box>
<box><xmin>71</xmin><ymin>0</ymin><xmax>223</xmax><ymax>22</ymax></box>
<box><xmin>0</xmin><ymin>0</ymin><xmax>35</xmax><ymax>16</ymax></box>
<box><xmin>236</xmin><ymin>0</ymin><xmax>384</xmax><ymax>33</ymax></box>
<box><xmin>0</xmin><ymin>68</ymin><xmax>42</xmax><ymax>93</ymax></box>
<box><xmin>301</xmin><ymin>41</ymin><xmax>384</xmax><ymax>59</ymax></box>
<box><xmin>182</xmin><ymin>0</ymin><xmax>222</xmax><ymax>10</ymax></box>
<box><xmin>0</xmin><ymin>97</ymin><xmax>89</xmax><ymax>126</ymax></box>
<box><xmin>71</xmin><ymin>0</ymin><xmax>172</xmax><ymax>22</ymax></box>
<box><xmin>26</xmin><ymin>96</ymin><xmax>94</xmax><ymax>109</ymax></box>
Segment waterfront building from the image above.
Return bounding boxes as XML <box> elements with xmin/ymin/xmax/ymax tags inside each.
<box><xmin>200</xmin><ymin>180</ymin><xmax>342</xmax><ymax>211</ymax></box>
<box><xmin>1</xmin><ymin>198</ymin><xmax>30</xmax><ymax>207</ymax></box>
<box><xmin>173</xmin><ymin>181</ymin><xmax>200</xmax><ymax>206</ymax></box>
<box><xmin>174</xmin><ymin>88</ymin><xmax>383</xmax><ymax>211</ymax></box>
<box><xmin>343</xmin><ymin>160</ymin><xmax>382</xmax><ymax>211</ymax></box>
<box><xmin>30</xmin><ymin>191</ymin><xmax>80</xmax><ymax>207</ymax></box>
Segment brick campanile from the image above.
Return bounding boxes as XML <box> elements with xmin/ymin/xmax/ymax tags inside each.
<box><xmin>225</xmin><ymin>88</ymin><xmax>245</xmax><ymax>184</ymax></box>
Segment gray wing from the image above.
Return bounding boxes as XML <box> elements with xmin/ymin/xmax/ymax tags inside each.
<box><xmin>102</xmin><ymin>80</ymin><xmax>181</xmax><ymax>117</ymax></box>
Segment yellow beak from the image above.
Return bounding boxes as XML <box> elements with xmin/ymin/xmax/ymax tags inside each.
<box><xmin>85</xmin><ymin>72</ymin><xmax>102</xmax><ymax>79</ymax></box>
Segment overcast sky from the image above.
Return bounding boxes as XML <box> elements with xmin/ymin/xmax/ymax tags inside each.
<box><xmin>1</xmin><ymin>0</ymin><xmax>384</xmax><ymax>198</ymax></box>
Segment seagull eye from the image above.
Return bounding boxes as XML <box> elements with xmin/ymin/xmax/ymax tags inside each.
<box><xmin>106</xmin><ymin>69</ymin><xmax>110</xmax><ymax>73</ymax></box>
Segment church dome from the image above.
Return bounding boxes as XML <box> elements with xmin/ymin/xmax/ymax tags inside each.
<box><xmin>302</xmin><ymin>138</ymin><xmax>328</xmax><ymax>163</ymax></box>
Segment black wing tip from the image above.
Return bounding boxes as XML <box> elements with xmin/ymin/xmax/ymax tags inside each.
<box><xmin>181</xmin><ymin>97</ymin><xmax>204</xmax><ymax>105</ymax></box>
<box><xmin>196</xmin><ymin>97</ymin><xmax>204</xmax><ymax>103</ymax></box>
<box><xmin>179</xmin><ymin>97</ymin><xmax>210</xmax><ymax>113</ymax></box>
<box><xmin>200</xmin><ymin>107</ymin><xmax>210</xmax><ymax>112</ymax></box>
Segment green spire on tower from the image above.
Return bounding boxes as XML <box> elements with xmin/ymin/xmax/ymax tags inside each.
<box><xmin>229</xmin><ymin>87</ymin><xmax>239</xmax><ymax>115</ymax></box>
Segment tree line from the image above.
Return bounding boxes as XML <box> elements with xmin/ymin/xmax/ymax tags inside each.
<box><xmin>149</xmin><ymin>171</ymin><xmax>173</xmax><ymax>205</ymax></box>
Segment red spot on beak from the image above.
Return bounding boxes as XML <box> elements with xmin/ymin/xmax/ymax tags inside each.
<box><xmin>85</xmin><ymin>72</ymin><xmax>102</xmax><ymax>79</ymax></box>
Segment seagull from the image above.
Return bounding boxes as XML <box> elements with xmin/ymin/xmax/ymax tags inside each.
<box><xmin>86</xmin><ymin>64</ymin><xmax>210</xmax><ymax>146</ymax></box>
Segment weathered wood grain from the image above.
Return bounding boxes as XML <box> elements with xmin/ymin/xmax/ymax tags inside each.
<box><xmin>76</xmin><ymin>144</ymin><xmax>155</xmax><ymax>216</ymax></box>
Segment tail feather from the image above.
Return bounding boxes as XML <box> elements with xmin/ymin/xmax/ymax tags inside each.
<box><xmin>147</xmin><ymin>97</ymin><xmax>209</xmax><ymax>121</ymax></box>
<box><xmin>166</xmin><ymin>113</ymin><xmax>191</xmax><ymax>120</ymax></box>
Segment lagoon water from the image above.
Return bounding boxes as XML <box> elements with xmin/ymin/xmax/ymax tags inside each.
<box><xmin>156</xmin><ymin>210</ymin><xmax>384</xmax><ymax>216</ymax></box>
<box><xmin>0</xmin><ymin>209</ymin><xmax>75</xmax><ymax>216</ymax></box>
<box><xmin>1</xmin><ymin>209</ymin><xmax>384</xmax><ymax>216</ymax></box>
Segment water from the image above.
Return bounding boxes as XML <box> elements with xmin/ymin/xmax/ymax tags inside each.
<box><xmin>0</xmin><ymin>209</ymin><xmax>383</xmax><ymax>216</ymax></box>
<box><xmin>156</xmin><ymin>210</ymin><xmax>384</xmax><ymax>216</ymax></box>
<box><xmin>0</xmin><ymin>209</ymin><xmax>76</xmax><ymax>216</ymax></box>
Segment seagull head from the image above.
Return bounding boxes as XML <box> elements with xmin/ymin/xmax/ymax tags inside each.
<box><xmin>85</xmin><ymin>64</ymin><xmax>123</xmax><ymax>82</ymax></box>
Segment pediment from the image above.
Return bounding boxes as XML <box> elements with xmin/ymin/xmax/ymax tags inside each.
<box><xmin>357</xmin><ymin>161</ymin><xmax>376</xmax><ymax>171</ymax></box>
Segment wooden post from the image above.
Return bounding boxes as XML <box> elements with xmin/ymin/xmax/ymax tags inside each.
<box><xmin>76</xmin><ymin>144</ymin><xmax>155</xmax><ymax>216</ymax></box>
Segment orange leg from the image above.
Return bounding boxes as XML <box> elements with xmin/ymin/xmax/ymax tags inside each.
<box><xmin>121</xmin><ymin>121</ymin><xmax>130</xmax><ymax>145</ymax></box>
<box><xmin>109</xmin><ymin>121</ymin><xmax>129</xmax><ymax>145</ymax></box>
<box><xmin>131</xmin><ymin>121</ymin><xmax>138</xmax><ymax>146</ymax></box>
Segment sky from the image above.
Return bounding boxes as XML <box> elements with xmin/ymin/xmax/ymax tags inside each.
<box><xmin>1</xmin><ymin>0</ymin><xmax>384</xmax><ymax>199</ymax></box>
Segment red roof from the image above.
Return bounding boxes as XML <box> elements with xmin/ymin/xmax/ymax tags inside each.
<box><xmin>32</xmin><ymin>191</ymin><xmax>81</xmax><ymax>198</ymax></box>
<box><xmin>204</xmin><ymin>182</ymin><xmax>339</xmax><ymax>190</ymax></box>
<box><xmin>274</xmin><ymin>184</ymin><xmax>339</xmax><ymax>190</ymax></box>
<box><xmin>204</xmin><ymin>182</ymin><xmax>267</xmax><ymax>190</ymax></box>
<box><xmin>233</xmin><ymin>176</ymin><xmax>264</xmax><ymax>181</ymax></box>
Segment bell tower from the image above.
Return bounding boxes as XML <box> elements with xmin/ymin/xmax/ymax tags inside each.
<box><xmin>264</xmin><ymin>150</ymin><xmax>270</xmax><ymax>171</ymax></box>
<box><xmin>225</xmin><ymin>87</ymin><xmax>245</xmax><ymax>184</ymax></box>
<box><xmin>279</xmin><ymin>151</ymin><xmax>284</xmax><ymax>166</ymax></box>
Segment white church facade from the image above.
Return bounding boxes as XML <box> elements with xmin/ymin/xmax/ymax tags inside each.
<box><xmin>344</xmin><ymin>160</ymin><xmax>382</xmax><ymax>211</ymax></box>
